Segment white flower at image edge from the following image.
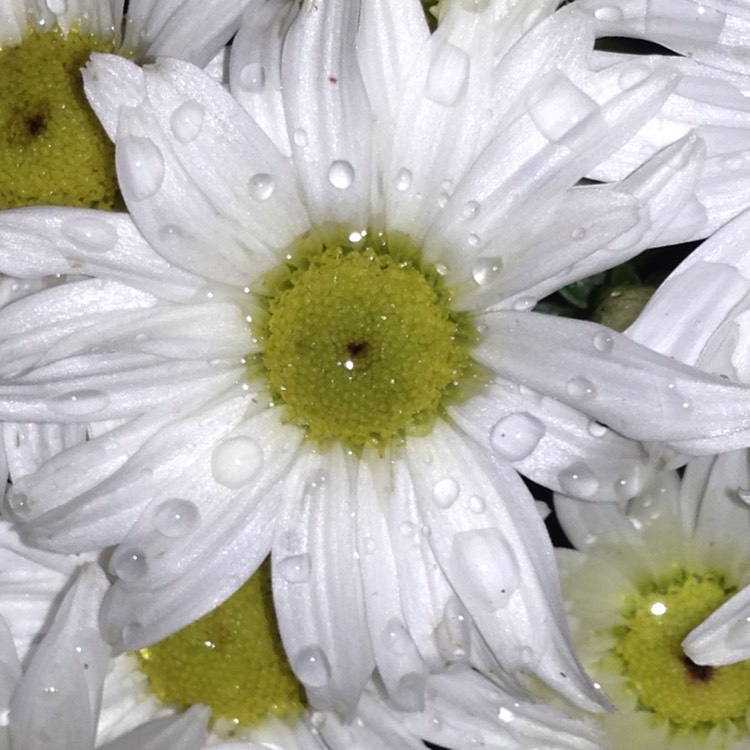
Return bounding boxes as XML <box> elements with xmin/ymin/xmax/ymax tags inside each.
<box><xmin>0</xmin><ymin>522</ymin><xmax>604</xmax><ymax>750</ymax></box>
<box><xmin>1</xmin><ymin>0</ymin><xmax>750</xmax><ymax>716</ymax></box>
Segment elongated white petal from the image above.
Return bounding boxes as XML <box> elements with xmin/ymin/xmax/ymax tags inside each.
<box><xmin>97</xmin><ymin>705</ymin><xmax>209</xmax><ymax>750</ymax></box>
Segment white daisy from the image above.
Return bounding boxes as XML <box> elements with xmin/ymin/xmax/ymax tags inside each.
<box><xmin>0</xmin><ymin>0</ymin><xmax>248</xmax><ymax>210</ymax></box>
<box><xmin>555</xmin><ymin>457</ymin><xmax>750</xmax><ymax>749</ymax></box>
<box><xmin>0</xmin><ymin>524</ymin><xmax>603</xmax><ymax>750</ymax></box>
<box><xmin>1</xmin><ymin>0</ymin><xmax>748</xmax><ymax>715</ymax></box>
<box><xmin>575</xmin><ymin>0</ymin><xmax>750</xmax><ymax>244</ymax></box>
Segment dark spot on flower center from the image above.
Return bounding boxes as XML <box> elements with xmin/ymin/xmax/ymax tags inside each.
<box><xmin>346</xmin><ymin>340</ymin><xmax>369</xmax><ymax>359</ymax></box>
<box><xmin>24</xmin><ymin>111</ymin><xmax>46</xmax><ymax>138</ymax></box>
<box><xmin>682</xmin><ymin>654</ymin><xmax>714</xmax><ymax>683</ymax></box>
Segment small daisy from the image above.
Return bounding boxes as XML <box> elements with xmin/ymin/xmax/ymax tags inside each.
<box><xmin>1</xmin><ymin>0</ymin><xmax>749</xmax><ymax>715</ymax></box>
<box><xmin>576</xmin><ymin>0</ymin><xmax>750</xmax><ymax>244</ymax></box>
<box><xmin>0</xmin><ymin>0</ymin><xmax>249</xmax><ymax>210</ymax></box>
<box><xmin>0</xmin><ymin>525</ymin><xmax>604</xmax><ymax>750</ymax></box>
<box><xmin>555</xmin><ymin>457</ymin><xmax>750</xmax><ymax>749</ymax></box>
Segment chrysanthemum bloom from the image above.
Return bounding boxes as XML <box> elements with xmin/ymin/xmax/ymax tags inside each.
<box><xmin>575</xmin><ymin>0</ymin><xmax>750</xmax><ymax>244</ymax></box>
<box><xmin>555</xmin><ymin>457</ymin><xmax>750</xmax><ymax>749</ymax></box>
<box><xmin>0</xmin><ymin>0</ymin><xmax>249</xmax><ymax>211</ymax></box>
<box><xmin>0</xmin><ymin>523</ymin><xmax>603</xmax><ymax>750</ymax></box>
<box><xmin>2</xmin><ymin>0</ymin><xmax>750</xmax><ymax>715</ymax></box>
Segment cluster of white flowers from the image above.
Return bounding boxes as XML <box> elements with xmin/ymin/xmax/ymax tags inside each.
<box><xmin>0</xmin><ymin>0</ymin><xmax>749</xmax><ymax>748</ymax></box>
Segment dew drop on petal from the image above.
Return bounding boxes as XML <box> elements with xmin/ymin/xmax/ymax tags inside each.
<box><xmin>394</xmin><ymin>168</ymin><xmax>412</xmax><ymax>191</ymax></box>
<box><xmin>451</xmin><ymin>528</ymin><xmax>520</xmax><ymax>612</ymax></box>
<box><xmin>328</xmin><ymin>160</ymin><xmax>355</xmax><ymax>189</ymax></box>
<box><xmin>558</xmin><ymin>462</ymin><xmax>600</xmax><ymax>499</ymax></box>
<box><xmin>594</xmin><ymin>6</ymin><xmax>623</xmax><ymax>21</ymax></box>
<box><xmin>238</xmin><ymin>62</ymin><xmax>266</xmax><ymax>93</ymax></box>
<box><xmin>6</xmin><ymin>490</ymin><xmax>31</xmax><ymax>519</ymax></box>
<box><xmin>489</xmin><ymin>412</ymin><xmax>546</xmax><ymax>461</ymax></box>
<box><xmin>292</xmin><ymin>646</ymin><xmax>331</xmax><ymax>688</ymax></box>
<box><xmin>248</xmin><ymin>173</ymin><xmax>275</xmax><ymax>201</ymax></box>
<box><xmin>110</xmin><ymin>546</ymin><xmax>148</xmax><ymax>582</ymax></box>
<box><xmin>566</xmin><ymin>376</ymin><xmax>597</xmax><ymax>401</ymax></box>
<box><xmin>527</xmin><ymin>74</ymin><xmax>599</xmax><ymax>144</ymax></box>
<box><xmin>211</xmin><ymin>436</ymin><xmax>263</xmax><ymax>489</ymax></box>
<box><xmin>570</xmin><ymin>226</ymin><xmax>587</xmax><ymax>241</ymax></box>
<box><xmin>60</xmin><ymin>217</ymin><xmax>118</xmax><ymax>252</ymax></box>
<box><xmin>46</xmin><ymin>0</ymin><xmax>67</xmax><ymax>13</ymax></box>
<box><xmin>425</xmin><ymin>42</ymin><xmax>469</xmax><ymax>106</ymax></box>
<box><xmin>614</xmin><ymin>469</ymin><xmax>642</xmax><ymax>500</ymax></box>
<box><xmin>467</xmin><ymin>233</ymin><xmax>481</xmax><ymax>248</ymax></box>
<box><xmin>400</xmin><ymin>521</ymin><xmax>416</xmax><ymax>537</ymax></box>
<box><xmin>278</xmin><ymin>553</ymin><xmax>312</xmax><ymax>583</ymax></box>
<box><xmin>462</xmin><ymin>200</ymin><xmax>480</xmax><ymax>219</ymax></box>
<box><xmin>471</xmin><ymin>256</ymin><xmax>503</xmax><ymax>286</ymax></box>
<box><xmin>468</xmin><ymin>495</ymin><xmax>486</xmax><ymax>514</ymax></box>
<box><xmin>158</xmin><ymin>224</ymin><xmax>183</xmax><ymax>247</ymax></box>
<box><xmin>498</xmin><ymin>706</ymin><xmax>515</xmax><ymax>723</ymax></box>
<box><xmin>119</xmin><ymin>136</ymin><xmax>165</xmax><ymax>201</ymax></box>
<box><xmin>592</xmin><ymin>331</ymin><xmax>614</xmax><ymax>353</ymax></box>
<box><xmin>512</xmin><ymin>296</ymin><xmax>535</xmax><ymax>311</ymax></box>
<box><xmin>51</xmin><ymin>389</ymin><xmax>109</xmax><ymax>416</ymax></box>
<box><xmin>153</xmin><ymin>499</ymin><xmax>200</xmax><ymax>538</ymax></box>
<box><xmin>170</xmin><ymin>100</ymin><xmax>205</xmax><ymax>144</ymax></box>
<box><xmin>587</xmin><ymin>420</ymin><xmax>608</xmax><ymax>438</ymax></box>
<box><xmin>293</xmin><ymin>129</ymin><xmax>308</xmax><ymax>147</ymax></box>
<box><xmin>437</xmin><ymin>595</ymin><xmax>471</xmax><ymax>661</ymax></box>
<box><xmin>433</xmin><ymin>478</ymin><xmax>460</xmax><ymax>508</ymax></box>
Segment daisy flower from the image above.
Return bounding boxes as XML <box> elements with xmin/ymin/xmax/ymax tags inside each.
<box><xmin>555</xmin><ymin>456</ymin><xmax>750</xmax><ymax>749</ymax></box>
<box><xmin>1</xmin><ymin>0</ymin><xmax>750</xmax><ymax>715</ymax></box>
<box><xmin>575</xmin><ymin>0</ymin><xmax>750</xmax><ymax>244</ymax></box>
<box><xmin>0</xmin><ymin>0</ymin><xmax>249</xmax><ymax>210</ymax></box>
<box><xmin>0</xmin><ymin>522</ymin><xmax>603</xmax><ymax>750</ymax></box>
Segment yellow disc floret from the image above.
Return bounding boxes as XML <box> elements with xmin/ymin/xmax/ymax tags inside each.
<box><xmin>612</xmin><ymin>568</ymin><xmax>750</xmax><ymax>733</ymax></box>
<box><xmin>138</xmin><ymin>561</ymin><xmax>305</xmax><ymax>731</ymax></box>
<box><xmin>0</xmin><ymin>26</ymin><xmax>118</xmax><ymax>209</ymax></box>
<box><xmin>254</xmin><ymin>228</ymin><xmax>479</xmax><ymax>452</ymax></box>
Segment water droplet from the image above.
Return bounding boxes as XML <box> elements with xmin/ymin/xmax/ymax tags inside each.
<box><xmin>467</xmin><ymin>233</ymin><xmax>481</xmax><ymax>248</ymax></box>
<box><xmin>110</xmin><ymin>546</ymin><xmax>148</xmax><ymax>582</ymax></box>
<box><xmin>618</xmin><ymin>64</ymin><xmax>651</xmax><ymax>91</ymax></box>
<box><xmin>51</xmin><ymin>389</ymin><xmax>109</xmax><ymax>416</ymax></box>
<box><xmin>511</xmin><ymin>296</ymin><xmax>535</xmax><ymax>311</ymax></box>
<box><xmin>293</xmin><ymin>129</ymin><xmax>308</xmax><ymax>147</ymax></box>
<box><xmin>382</xmin><ymin>618</ymin><xmax>414</xmax><ymax>655</ymax></box>
<box><xmin>46</xmin><ymin>0</ymin><xmax>67</xmax><ymax>13</ymax></box>
<box><xmin>425</xmin><ymin>41</ymin><xmax>470</xmax><ymax>106</ymax></box>
<box><xmin>400</xmin><ymin>521</ymin><xmax>416</xmax><ymax>537</ymax></box>
<box><xmin>468</xmin><ymin>495</ymin><xmax>486</xmax><ymax>514</ymax></box>
<box><xmin>238</xmin><ymin>62</ymin><xmax>266</xmax><ymax>92</ymax></box>
<box><xmin>158</xmin><ymin>224</ymin><xmax>183</xmax><ymax>247</ymax></box>
<box><xmin>328</xmin><ymin>160</ymin><xmax>355</xmax><ymax>189</ymax></box>
<box><xmin>726</xmin><ymin>616</ymin><xmax>750</xmax><ymax>651</ymax></box>
<box><xmin>614</xmin><ymin>469</ymin><xmax>642</xmax><ymax>500</ymax></box>
<box><xmin>278</xmin><ymin>553</ymin><xmax>312</xmax><ymax>583</ymax></box>
<box><xmin>558</xmin><ymin>462</ymin><xmax>600</xmax><ymax>499</ymax></box>
<box><xmin>738</xmin><ymin>487</ymin><xmax>750</xmax><ymax>505</ymax></box>
<box><xmin>433</xmin><ymin>478</ymin><xmax>460</xmax><ymax>508</ymax></box>
<box><xmin>437</xmin><ymin>596</ymin><xmax>471</xmax><ymax>661</ymax></box>
<box><xmin>566</xmin><ymin>376</ymin><xmax>597</xmax><ymax>401</ymax></box>
<box><xmin>394</xmin><ymin>168</ymin><xmax>412</xmax><ymax>191</ymax></box>
<box><xmin>462</xmin><ymin>200</ymin><xmax>480</xmax><ymax>218</ymax></box>
<box><xmin>292</xmin><ymin>646</ymin><xmax>331</xmax><ymax>688</ymax></box>
<box><xmin>471</xmin><ymin>256</ymin><xmax>503</xmax><ymax>286</ymax></box>
<box><xmin>489</xmin><ymin>412</ymin><xmax>546</xmax><ymax>461</ymax></box>
<box><xmin>170</xmin><ymin>100</ymin><xmax>205</xmax><ymax>143</ymax></box>
<box><xmin>571</xmin><ymin>226</ymin><xmax>587</xmax><ymax>241</ymax></box>
<box><xmin>211</xmin><ymin>436</ymin><xmax>263</xmax><ymax>489</ymax></box>
<box><xmin>587</xmin><ymin>420</ymin><xmax>608</xmax><ymax>438</ymax></box>
<box><xmin>451</xmin><ymin>528</ymin><xmax>520</xmax><ymax>611</ymax></box>
<box><xmin>593</xmin><ymin>331</ymin><xmax>614</xmax><ymax>353</ymax></box>
<box><xmin>6</xmin><ymin>490</ymin><xmax>32</xmax><ymax>519</ymax></box>
<box><xmin>527</xmin><ymin>73</ymin><xmax>599</xmax><ymax>144</ymax></box>
<box><xmin>119</xmin><ymin>136</ymin><xmax>165</xmax><ymax>200</ymax></box>
<box><xmin>153</xmin><ymin>499</ymin><xmax>200</xmax><ymax>538</ymax></box>
<box><xmin>498</xmin><ymin>706</ymin><xmax>515</xmax><ymax>723</ymax></box>
<box><xmin>60</xmin><ymin>217</ymin><xmax>118</xmax><ymax>252</ymax></box>
<box><xmin>248</xmin><ymin>173</ymin><xmax>275</xmax><ymax>201</ymax></box>
<box><xmin>594</xmin><ymin>6</ymin><xmax>623</xmax><ymax>21</ymax></box>
<box><xmin>437</xmin><ymin>191</ymin><xmax>450</xmax><ymax>208</ymax></box>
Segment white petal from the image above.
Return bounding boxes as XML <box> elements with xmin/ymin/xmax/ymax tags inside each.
<box><xmin>9</xmin><ymin>564</ymin><xmax>111</xmax><ymax>750</ymax></box>
<box><xmin>281</xmin><ymin>0</ymin><xmax>372</xmax><ymax>225</ymax></box>
<box><xmin>5</xmin><ymin>422</ymin><xmax>87</xmax><ymax>482</ymax></box>
<box><xmin>683</xmin><ymin>584</ymin><xmax>750</xmax><ymax>666</ymax></box>
<box><xmin>405</xmin><ymin>421</ymin><xmax>607</xmax><ymax>712</ymax></box>
<box><xmin>97</xmin><ymin>705</ymin><xmax>209</xmax><ymax>750</ymax></box>
<box><xmin>273</xmin><ymin>447</ymin><xmax>374</xmax><ymax>715</ymax></box>
<box><xmin>449</xmin><ymin>375</ymin><xmax>655</xmax><ymax>502</ymax></box>
<box><xmin>477</xmin><ymin>311</ymin><xmax>750</xmax><ymax>455</ymax></box>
